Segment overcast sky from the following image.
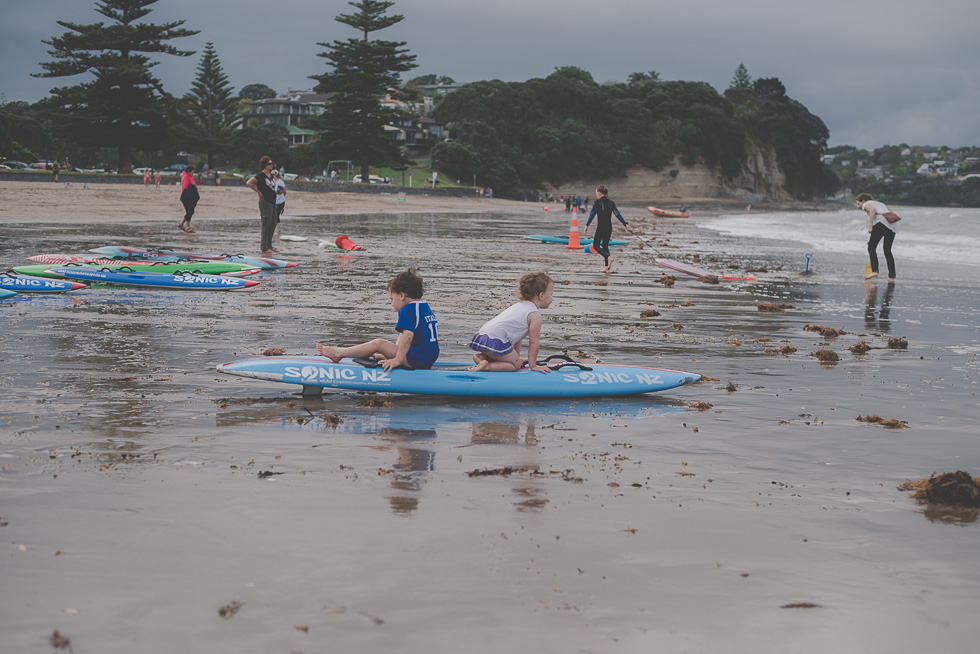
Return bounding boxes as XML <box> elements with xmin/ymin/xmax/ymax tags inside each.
<box><xmin>2</xmin><ymin>0</ymin><xmax>978</xmax><ymax>149</ymax></box>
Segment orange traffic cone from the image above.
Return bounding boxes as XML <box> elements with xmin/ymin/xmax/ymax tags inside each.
<box><xmin>566</xmin><ymin>214</ymin><xmax>583</xmax><ymax>250</ymax></box>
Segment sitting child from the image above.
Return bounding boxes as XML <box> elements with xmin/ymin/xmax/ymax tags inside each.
<box><xmin>316</xmin><ymin>268</ymin><xmax>439</xmax><ymax>372</ymax></box>
<box><xmin>469</xmin><ymin>271</ymin><xmax>554</xmax><ymax>372</ymax></box>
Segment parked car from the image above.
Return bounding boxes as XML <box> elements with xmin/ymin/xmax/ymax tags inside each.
<box><xmin>30</xmin><ymin>161</ymin><xmax>54</xmax><ymax>170</ymax></box>
<box><xmin>2</xmin><ymin>161</ymin><xmax>31</xmax><ymax>169</ymax></box>
<box><xmin>352</xmin><ymin>174</ymin><xmax>389</xmax><ymax>184</ymax></box>
<box><xmin>162</xmin><ymin>164</ymin><xmax>186</xmax><ymax>175</ymax></box>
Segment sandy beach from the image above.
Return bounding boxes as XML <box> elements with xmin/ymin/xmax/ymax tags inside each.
<box><xmin>1</xmin><ymin>181</ymin><xmax>978</xmax><ymax>653</ymax></box>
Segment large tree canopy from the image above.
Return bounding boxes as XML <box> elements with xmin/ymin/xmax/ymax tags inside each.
<box><xmin>32</xmin><ymin>0</ymin><xmax>198</xmax><ymax>172</ymax></box>
<box><xmin>310</xmin><ymin>0</ymin><xmax>417</xmax><ymax>182</ymax></box>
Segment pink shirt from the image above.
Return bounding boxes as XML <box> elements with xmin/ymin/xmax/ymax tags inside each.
<box><xmin>180</xmin><ymin>170</ymin><xmax>197</xmax><ymax>192</ymax></box>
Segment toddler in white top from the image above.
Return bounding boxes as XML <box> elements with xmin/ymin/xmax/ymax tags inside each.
<box><xmin>469</xmin><ymin>271</ymin><xmax>554</xmax><ymax>372</ymax></box>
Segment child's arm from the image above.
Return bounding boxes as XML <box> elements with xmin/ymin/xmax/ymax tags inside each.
<box><xmin>380</xmin><ymin>329</ymin><xmax>414</xmax><ymax>372</ymax></box>
<box><xmin>525</xmin><ymin>313</ymin><xmax>549</xmax><ymax>373</ymax></box>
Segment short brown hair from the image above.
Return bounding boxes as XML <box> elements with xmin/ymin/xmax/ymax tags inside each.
<box><xmin>596</xmin><ymin>184</ymin><xmax>609</xmax><ymax>196</ymax></box>
<box><xmin>259</xmin><ymin>155</ymin><xmax>272</xmax><ymax>169</ymax></box>
<box><xmin>855</xmin><ymin>193</ymin><xmax>874</xmax><ymax>203</ymax></box>
<box><xmin>388</xmin><ymin>268</ymin><xmax>424</xmax><ymax>298</ymax></box>
<box><xmin>518</xmin><ymin>271</ymin><xmax>553</xmax><ymax>301</ymax></box>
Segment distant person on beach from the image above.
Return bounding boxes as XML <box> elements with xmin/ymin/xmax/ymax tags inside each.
<box><xmin>272</xmin><ymin>169</ymin><xmax>287</xmax><ymax>243</ymax></box>
<box><xmin>178</xmin><ymin>165</ymin><xmax>199</xmax><ymax>233</ymax></box>
<box><xmin>246</xmin><ymin>156</ymin><xmax>280</xmax><ymax>254</ymax></box>
<box><xmin>143</xmin><ymin>169</ymin><xmax>150</xmax><ymax>188</ymax></box>
<box><xmin>316</xmin><ymin>268</ymin><xmax>439</xmax><ymax>372</ymax></box>
<box><xmin>51</xmin><ymin>160</ymin><xmax>59</xmax><ymax>182</ymax></box>
<box><xmin>154</xmin><ymin>171</ymin><xmax>161</xmax><ymax>189</ymax></box>
<box><xmin>856</xmin><ymin>193</ymin><xmax>898</xmax><ymax>282</ymax></box>
<box><xmin>565</xmin><ymin>196</ymin><xmax>572</xmax><ymax>212</ymax></box>
<box><xmin>468</xmin><ymin>271</ymin><xmax>554</xmax><ymax>373</ymax></box>
<box><xmin>584</xmin><ymin>185</ymin><xmax>631</xmax><ymax>273</ymax></box>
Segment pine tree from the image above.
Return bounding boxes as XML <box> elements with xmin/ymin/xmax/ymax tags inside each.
<box><xmin>310</xmin><ymin>0</ymin><xmax>417</xmax><ymax>182</ymax></box>
<box><xmin>32</xmin><ymin>0</ymin><xmax>198</xmax><ymax>172</ymax></box>
<box><xmin>183</xmin><ymin>41</ymin><xmax>239</xmax><ymax>170</ymax></box>
<box><xmin>730</xmin><ymin>63</ymin><xmax>753</xmax><ymax>90</ymax></box>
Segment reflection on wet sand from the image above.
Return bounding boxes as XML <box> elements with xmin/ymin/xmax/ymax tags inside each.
<box><xmin>864</xmin><ymin>280</ymin><xmax>894</xmax><ymax>331</ymax></box>
<box><xmin>380</xmin><ymin>427</ymin><xmax>436</xmax><ymax>514</ymax></box>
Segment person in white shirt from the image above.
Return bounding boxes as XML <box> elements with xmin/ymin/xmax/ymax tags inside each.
<box><xmin>469</xmin><ymin>272</ymin><xmax>554</xmax><ymax>372</ymax></box>
<box><xmin>856</xmin><ymin>193</ymin><xmax>898</xmax><ymax>282</ymax></box>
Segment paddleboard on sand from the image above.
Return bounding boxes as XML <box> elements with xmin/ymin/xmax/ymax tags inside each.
<box><xmin>14</xmin><ymin>261</ymin><xmax>260</xmax><ymax>279</ymax></box>
<box><xmin>89</xmin><ymin>246</ymin><xmax>297</xmax><ymax>270</ymax></box>
<box><xmin>0</xmin><ymin>272</ymin><xmax>86</xmax><ymax>293</ymax></box>
<box><xmin>525</xmin><ymin>235</ymin><xmax>629</xmax><ymax>246</ymax></box>
<box><xmin>0</xmin><ymin>288</ymin><xmax>17</xmax><ymax>299</ymax></box>
<box><xmin>216</xmin><ymin>355</ymin><xmax>700</xmax><ymax>398</ymax></box>
<box><xmin>278</xmin><ymin>235</ymin><xmax>308</xmax><ymax>242</ymax></box>
<box><xmin>654</xmin><ymin>257</ymin><xmax>757</xmax><ymax>281</ymax></box>
<box><xmin>648</xmin><ymin>207</ymin><xmax>690</xmax><ymax>218</ymax></box>
<box><xmin>50</xmin><ymin>268</ymin><xmax>259</xmax><ymax>290</ymax></box>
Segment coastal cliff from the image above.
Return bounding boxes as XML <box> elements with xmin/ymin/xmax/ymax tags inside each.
<box><xmin>553</xmin><ymin>145</ymin><xmax>790</xmax><ymax>204</ymax></box>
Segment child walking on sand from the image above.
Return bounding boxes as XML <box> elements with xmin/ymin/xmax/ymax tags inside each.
<box><xmin>469</xmin><ymin>271</ymin><xmax>554</xmax><ymax>372</ymax></box>
<box><xmin>316</xmin><ymin>269</ymin><xmax>439</xmax><ymax>372</ymax></box>
<box><xmin>584</xmin><ymin>185</ymin><xmax>630</xmax><ymax>273</ymax></box>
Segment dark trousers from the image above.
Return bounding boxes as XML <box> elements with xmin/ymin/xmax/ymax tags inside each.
<box><xmin>594</xmin><ymin>222</ymin><xmax>612</xmax><ymax>265</ymax></box>
<box><xmin>259</xmin><ymin>199</ymin><xmax>277</xmax><ymax>251</ymax></box>
<box><xmin>868</xmin><ymin>222</ymin><xmax>896</xmax><ymax>279</ymax></box>
<box><xmin>181</xmin><ymin>197</ymin><xmax>198</xmax><ymax>221</ymax></box>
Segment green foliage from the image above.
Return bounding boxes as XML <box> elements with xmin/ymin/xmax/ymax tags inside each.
<box><xmin>406</xmin><ymin>74</ymin><xmax>456</xmax><ymax>87</ymax></box>
<box><xmin>309</xmin><ymin>0</ymin><xmax>417</xmax><ymax>182</ymax></box>
<box><xmin>238</xmin><ymin>84</ymin><xmax>277</xmax><ymax>101</ymax></box>
<box><xmin>32</xmin><ymin>0</ymin><xmax>199</xmax><ymax>172</ymax></box>
<box><xmin>232</xmin><ymin>124</ymin><xmax>290</xmax><ymax>171</ymax></box>
<box><xmin>176</xmin><ymin>42</ymin><xmax>240</xmax><ymax>169</ymax></box>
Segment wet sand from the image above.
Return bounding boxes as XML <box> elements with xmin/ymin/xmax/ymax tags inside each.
<box><xmin>1</xmin><ymin>183</ymin><xmax>978</xmax><ymax>653</ymax></box>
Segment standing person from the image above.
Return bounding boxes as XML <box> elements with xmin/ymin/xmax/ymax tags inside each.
<box><xmin>246</xmin><ymin>156</ymin><xmax>280</xmax><ymax>254</ymax></box>
<box><xmin>316</xmin><ymin>268</ymin><xmax>439</xmax><ymax>372</ymax></box>
<box><xmin>856</xmin><ymin>192</ymin><xmax>898</xmax><ymax>282</ymax></box>
<box><xmin>272</xmin><ymin>169</ymin><xmax>287</xmax><ymax>243</ymax></box>
<box><xmin>154</xmin><ymin>170</ymin><xmax>161</xmax><ymax>189</ymax></box>
<box><xmin>178</xmin><ymin>165</ymin><xmax>200</xmax><ymax>233</ymax></box>
<box><xmin>214</xmin><ymin>169</ymin><xmax>220</xmax><ymax>185</ymax></box>
<box><xmin>143</xmin><ymin>168</ymin><xmax>150</xmax><ymax>188</ymax></box>
<box><xmin>51</xmin><ymin>160</ymin><xmax>60</xmax><ymax>183</ymax></box>
<box><xmin>468</xmin><ymin>271</ymin><xmax>554</xmax><ymax>373</ymax></box>
<box><xmin>565</xmin><ymin>195</ymin><xmax>572</xmax><ymax>212</ymax></box>
<box><xmin>584</xmin><ymin>185</ymin><xmax>631</xmax><ymax>273</ymax></box>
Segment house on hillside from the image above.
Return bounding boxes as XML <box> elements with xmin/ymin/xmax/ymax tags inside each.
<box><xmin>247</xmin><ymin>91</ymin><xmax>328</xmax><ymax>146</ymax></box>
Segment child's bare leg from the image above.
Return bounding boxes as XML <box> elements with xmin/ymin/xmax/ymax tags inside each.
<box><xmin>317</xmin><ymin>338</ymin><xmax>397</xmax><ymax>362</ymax></box>
<box><xmin>469</xmin><ymin>350</ymin><xmax>521</xmax><ymax>372</ymax></box>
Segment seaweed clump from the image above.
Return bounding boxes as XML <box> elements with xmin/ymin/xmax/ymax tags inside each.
<box><xmin>262</xmin><ymin>347</ymin><xmax>286</xmax><ymax>356</ymax></box>
<box><xmin>849</xmin><ymin>341</ymin><xmax>872</xmax><ymax>354</ymax></box>
<box><xmin>757</xmin><ymin>302</ymin><xmax>795</xmax><ymax>312</ymax></box>
<box><xmin>856</xmin><ymin>415</ymin><xmax>909</xmax><ymax>428</ymax></box>
<box><xmin>899</xmin><ymin>471</ymin><xmax>980</xmax><ymax>509</ymax></box>
<box><xmin>887</xmin><ymin>337</ymin><xmax>909</xmax><ymax>350</ymax></box>
<box><xmin>640</xmin><ymin>309</ymin><xmax>661</xmax><ymax>319</ymax></box>
<box><xmin>804</xmin><ymin>324</ymin><xmax>847</xmax><ymax>338</ymax></box>
<box><xmin>811</xmin><ymin>349</ymin><xmax>840</xmax><ymax>363</ymax></box>
<box><xmin>765</xmin><ymin>345</ymin><xmax>797</xmax><ymax>356</ymax></box>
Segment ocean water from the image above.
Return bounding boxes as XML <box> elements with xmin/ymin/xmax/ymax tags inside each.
<box><xmin>699</xmin><ymin>205</ymin><xmax>980</xmax><ymax>269</ymax></box>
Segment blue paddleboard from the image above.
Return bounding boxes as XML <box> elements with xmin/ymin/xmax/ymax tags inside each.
<box><xmin>0</xmin><ymin>273</ymin><xmax>87</xmax><ymax>293</ymax></box>
<box><xmin>49</xmin><ymin>268</ymin><xmax>260</xmax><ymax>290</ymax></box>
<box><xmin>216</xmin><ymin>355</ymin><xmax>700</xmax><ymax>398</ymax></box>
<box><xmin>526</xmin><ymin>235</ymin><xmax>629</xmax><ymax>246</ymax></box>
<box><xmin>0</xmin><ymin>288</ymin><xmax>17</xmax><ymax>299</ymax></box>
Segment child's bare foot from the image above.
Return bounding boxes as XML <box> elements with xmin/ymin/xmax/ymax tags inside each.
<box><xmin>315</xmin><ymin>343</ymin><xmax>342</xmax><ymax>362</ymax></box>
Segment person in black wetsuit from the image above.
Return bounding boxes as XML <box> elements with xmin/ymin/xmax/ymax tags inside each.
<box><xmin>584</xmin><ymin>185</ymin><xmax>630</xmax><ymax>273</ymax></box>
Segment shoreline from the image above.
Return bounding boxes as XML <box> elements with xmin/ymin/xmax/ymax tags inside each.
<box><xmin>0</xmin><ymin>180</ymin><xmax>844</xmax><ymax>225</ymax></box>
